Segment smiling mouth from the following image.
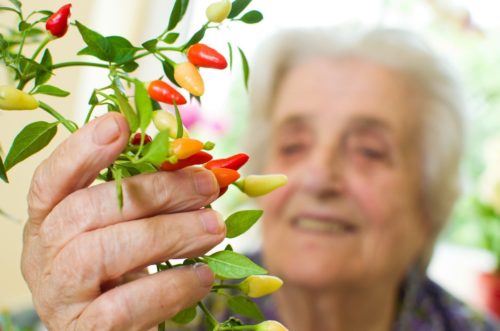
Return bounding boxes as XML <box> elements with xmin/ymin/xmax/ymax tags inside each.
<box><xmin>293</xmin><ymin>217</ymin><xmax>357</xmax><ymax>235</ymax></box>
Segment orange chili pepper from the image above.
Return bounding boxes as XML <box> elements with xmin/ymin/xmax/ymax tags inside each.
<box><xmin>211</xmin><ymin>168</ymin><xmax>240</xmax><ymax>188</ymax></box>
<box><xmin>174</xmin><ymin>62</ymin><xmax>204</xmax><ymax>96</ymax></box>
<box><xmin>171</xmin><ymin>138</ymin><xmax>204</xmax><ymax>160</ymax></box>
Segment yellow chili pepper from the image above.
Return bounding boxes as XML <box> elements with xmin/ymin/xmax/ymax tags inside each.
<box><xmin>174</xmin><ymin>62</ymin><xmax>205</xmax><ymax>97</ymax></box>
<box><xmin>206</xmin><ymin>0</ymin><xmax>232</xmax><ymax>23</ymax></box>
<box><xmin>256</xmin><ymin>320</ymin><xmax>289</xmax><ymax>331</ymax></box>
<box><xmin>152</xmin><ymin>111</ymin><xmax>189</xmax><ymax>138</ymax></box>
<box><xmin>0</xmin><ymin>86</ymin><xmax>39</xmax><ymax>111</ymax></box>
<box><xmin>238</xmin><ymin>275</ymin><xmax>283</xmax><ymax>298</ymax></box>
<box><xmin>171</xmin><ymin>138</ymin><xmax>204</xmax><ymax>160</ymax></box>
<box><xmin>235</xmin><ymin>174</ymin><xmax>288</xmax><ymax>197</ymax></box>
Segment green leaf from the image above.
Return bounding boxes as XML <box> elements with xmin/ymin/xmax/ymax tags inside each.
<box><xmin>0</xmin><ymin>6</ymin><xmax>20</xmax><ymax>15</ymax></box>
<box><xmin>118</xmin><ymin>162</ymin><xmax>157</xmax><ymax>176</ymax></box>
<box><xmin>122</xmin><ymin>61</ymin><xmax>139</xmax><ymax>73</ymax></box>
<box><xmin>142</xmin><ymin>38</ymin><xmax>158</xmax><ymax>52</ymax></box>
<box><xmin>35</xmin><ymin>10</ymin><xmax>53</xmax><ymax>17</ymax></box>
<box><xmin>35</xmin><ymin>49</ymin><xmax>53</xmax><ymax>86</ymax></box>
<box><xmin>106</xmin><ymin>36</ymin><xmax>139</xmax><ymax>64</ymax></box>
<box><xmin>227</xmin><ymin>296</ymin><xmax>264</xmax><ymax>321</ymax></box>
<box><xmin>18</xmin><ymin>56</ymin><xmax>47</xmax><ymax>78</ymax></box>
<box><xmin>88</xmin><ymin>89</ymin><xmax>98</xmax><ymax>105</ymax></box>
<box><xmin>173</xmin><ymin>101</ymin><xmax>183</xmax><ymax>139</ymax></box>
<box><xmin>204</xmin><ymin>251</ymin><xmax>267</xmax><ymax>279</ymax></box>
<box><xmin>25</xmin><ymin>27</ymin><xmax>45</xmax><ymax>37</ymax></box>
<box><xmin>225</xmin><ymin>210</ymin><xmax>263</xmax><ymax>238</ymax></box>
<box><xmin>224</xmin><ymin>244</ymin><xmax>234</xmax><ymax>251</ymax></box>
<box><xmin>76</xmin><ymin>21</ymin><xmax>112</xmax><ymax>62</ymax></box>
<box><xmin>4</xmin><ymin>122</ymin><xmax>58</xmax><ymax>171</ymax></box>
<box><xmin>238</xmin><ymin>47</ymin><xmax>250</xmax><ymax>89</ymax></box>
<box><xmin>228</xmin><ymin>0</ymin><xmax>252</xmax><ymax>19</ymax></box>
<box><xmin>171</xmin><ymin>306</ymin><xmax>197</xmax><ymax>324</ymax></box>
<box><xmin>80</xmin><ymin>35</ymin><xmax>138</xmax><ymax>64</ymax></box>
<box><xmin>32</xmin><ymin>85</ymin><xmax>70</xmax><ymax>97</ymax></box>
<box><xmin>182</xmin><ymin>25</ymin><xmax>206</xmax><ymax>51</ymax></box>
<box><xmin>240</xmin><ymin>10</ymin><xmax>263</xmax><ymax>24</ymax></box>
<box><xmin>0</xmin><ymin>33</ymin><xmax>8</xmax><ymax>51</ymax></box>
<box><xmin>168</xmin><ymin>0</ymin><xmax>190</xmax><ymax>31</ymax></box>
<box><xmin>134</xmin><ymin>79</ymin><xmax>153</xmax><ymax>132</ymax></box>
<box><xmin>163</xmin><ymin>32</ymin><xmax>180</xmax><ymax>44</ymax></box>
<box><xmin>111</xmin><ymin>167</ymin><xmax>123</xmax><ymax>210</ymax></box>
<box><xmin>112</xmin><ymin>81</ymin><xmax>139</xmax><ymax>132</ymax></box>
<box><xmin>139</xmin><ymin>130</ymin><xmax>170</xmax><ymax>166</ymax></box>
<box><xmin>0</xmin><ymin>155</ymin><xmax>8</xmax><ymax>183</ymax></box>
<box><xmin>18</xmin><ymin>20</ymin><xmax>31</xmax><ymax>32</ymax></box>
<box><xmin>8</xmin><ymin>0</ymin><xmax>21</xmax><ymax>10</ymax></box>
<box><xmin>227</xmin><ymin>42</ymin><xmax>233</xmax><ymax>71</ymax></box>
<box><xmin>162</xmin><ymin>61</ymin><xmax>180</xmax><ymax>87</ymax></box>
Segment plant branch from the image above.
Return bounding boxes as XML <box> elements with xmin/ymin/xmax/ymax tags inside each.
<box><xmin>38</xmin><ymin>101</ymin><xmax>78</xmax><ymax>133</ymax></box>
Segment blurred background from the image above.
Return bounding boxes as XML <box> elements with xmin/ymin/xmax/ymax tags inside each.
<box><xmin>1</xmin><ymin>0</ymin><xmax>499</xmax><ymax>327</ymax></box>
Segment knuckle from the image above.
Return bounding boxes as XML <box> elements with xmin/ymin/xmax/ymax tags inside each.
<box><xmin>79</xmin><ymin>296</ymin><xmax>129</xmax><ymax>331</ymax></box>
<box><xmin>149</xmin><ymin>173</ymin><xmax>175</xmax><ymax>208</ymax></box>
<box><xmin>149</xmin><ymin>217</ymin><xmax>183</xmax><ymax>257</ymax></box>
<box><xmin>40</xmin><ymin>189</ymin><xmax>103</xmax><ymax>248</ymax></box>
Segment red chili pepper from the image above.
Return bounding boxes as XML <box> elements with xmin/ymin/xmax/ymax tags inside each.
<box><xmin>187</xmin><ymin>44</ymin><xmax>228</xmax><ymax>69</ymax></box>
<box><xmin>46</xmin><ymin>4</ymin><xmax>72</xmax><ymax>38</ymax></box>
<box><xmin>160</xmin><ymin>151</ymin><xmax>213</xmax><ymax>171</ymax></box>
<box><xmin>211</xmin><ymin>168</ymin><xmax>240</xmax><ymax>188</ymax></box>
<box><xmin>148</xmin><ymin>80</ymin><xmax>187</xmax><ymax>105</ymax></box>
<box><xmin>218</xmin><ymin>186</ymin><xmax>228</xmax><ymax>197</ymax></box>
<box><xmin>131</xmin><ymin>133</ymin><xmax>152</xmax><ymax>145</ymax></box>
<box><xmin>204</xmin><ymin>153</ymin><xmax>249</xmax><ymax>171</ymax></box>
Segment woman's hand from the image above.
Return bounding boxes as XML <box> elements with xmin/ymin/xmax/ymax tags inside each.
<box><xmin>21</xmin><ymin>113</ymin><xmax>225</xmax><ymax>331</ymax></box>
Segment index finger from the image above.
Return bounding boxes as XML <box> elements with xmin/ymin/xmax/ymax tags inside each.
<box><xmin>27</xmin><ymin>113</ymin><xmax>129</xmax><ymax>226</ymax></box>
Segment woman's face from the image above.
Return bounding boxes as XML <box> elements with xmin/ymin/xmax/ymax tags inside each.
<box><xmin>261</xmin><ymin>57</ymin><xmax>429</xmax><ymax>290</ymax></box>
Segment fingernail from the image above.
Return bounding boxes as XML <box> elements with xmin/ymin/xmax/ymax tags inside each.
<box><xmin>194</xmin><ymin>263</ymin><xmax>214</xmax><ymax>287</ymax></box>
<box><xmin>192</xmin><ymin>170</ymin><xmax>218</xmax><ymax>196</ymax></box>
<box><xmin>93</xmin><ymin>116</ymin><xmax>120</xmax><ymax>145</ymax></box>
<box><xmin>199</xmin><ymin>210</ymin><xmax>224</xmax><ymax>234</ymax></box>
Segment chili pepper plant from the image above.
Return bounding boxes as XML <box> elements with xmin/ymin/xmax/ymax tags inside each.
<box><xmin>0</xmin><ymin>0</ymin><xmax>287</xmax><ymax>330</ymax></box>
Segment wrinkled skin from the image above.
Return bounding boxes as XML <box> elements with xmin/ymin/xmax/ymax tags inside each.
<box><xmin>22</xmin><ymin>113</ymin><xmax>226</xmax><ymax>331</ymax></box>
<box><xmin>261</xmin><ymin>57</ymin><xmax>428</xmax><ymax>290</ymax></box>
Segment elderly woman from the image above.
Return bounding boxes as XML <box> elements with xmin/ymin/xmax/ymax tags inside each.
<box><xmin>245</xmin><ymin>27</ymin><xmax>497</xmax><ymax>331</ymax></box>
<box><xmin>20</xmin><ymin>27</ymin><xmax>497</xmax><ymax>331</ymax></box>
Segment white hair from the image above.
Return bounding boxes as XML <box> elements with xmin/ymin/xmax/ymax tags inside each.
<box><xmin>245</xmin><ymin>26</ymin><xmax>466</xmax><ymax>269</ymax></box>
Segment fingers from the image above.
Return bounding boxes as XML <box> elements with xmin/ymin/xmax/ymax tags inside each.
<box><xmin>50</xmin><ymin>209</ymin><xmax>225</xmax><ymax>292</ymax></box>
<box><xmin>27</xmin><ymin>113</ymin><xmax>130</xmax><ymax>225</ymax></box>
<box><xmin>39</xmin><ymin>167</ymin><xmax>219</xmax><ymax>254</ymax></box>
<box><xmin>74</xmin><ymin>264</ymin><xmax>214</xmax><ymax>331</ymax></box>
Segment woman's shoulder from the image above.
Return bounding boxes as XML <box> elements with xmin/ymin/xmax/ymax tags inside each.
<box><xmin>394</xmin><ymin>271</ymin><xmax>499</xmax><ymax>331</ymax></box>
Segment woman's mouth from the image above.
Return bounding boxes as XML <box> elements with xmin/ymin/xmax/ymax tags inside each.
<box><xmin>293</xmin><ymin>217</ymin><xmax>358</xmax><ymax>235</ymax></box>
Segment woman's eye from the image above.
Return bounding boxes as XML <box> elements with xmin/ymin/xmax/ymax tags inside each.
<box><xmin>279</xmin><ymin>143</ymin><xmax>307</xmax><ymax>156</ymax></box>
<box><xmin>357</xmin><ymin>147</ymin><xmax>386</xmax><ymax>160</ymax></box>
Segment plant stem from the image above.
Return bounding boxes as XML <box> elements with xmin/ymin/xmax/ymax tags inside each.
<box><xmin>211</xmin><ymin>284</ymin><xmax>239</xmax><ymax>291</ymax></box>
<box><xmin>84</xmin><ymin>104</ymin><xmax>97</xmax><ymax>125</ymax></box>
<box><xmin>31</xmin><ymin>35</ymin><xmax>51</xmax><ymax>61</ymax></box>
<box><xmin>51</xmin><ymin>61</ymin><xmax>109</xmax><ymax>70</ymax></box>
<box><xmin>38</xmin><ymin>101</ymin><xmax>78</xmax><ymax>133</ymax></box>
<box><xmin>155</xmin><ymin>52</ymin><xmax>176</xmax><ymax>66</ymax></box>
<box><xmin>198</xmin><ymin>301</ymin><xmax>219</xmax><ymax>329</ymax></box>
<box><xmin>218</xmin><ymin>325</ymin><xmax>256</xmax><ymax>331</ymax></box>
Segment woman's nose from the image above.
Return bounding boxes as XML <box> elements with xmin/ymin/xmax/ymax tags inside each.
<box><xmin>298</xmin><ymin>146</ymin><xmax>345</xmax><ymax>198</ymax></box>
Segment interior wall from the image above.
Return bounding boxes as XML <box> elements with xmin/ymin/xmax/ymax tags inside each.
<box><xmin>0</xmin><ymin>0</ymin><xmax>155</xmax><ymax>310</ymax></box>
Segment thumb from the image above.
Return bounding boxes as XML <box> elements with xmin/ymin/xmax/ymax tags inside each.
<box><xmin>27</xmin><ymin>112</ymin><xmax>130</xmax><ymax>225</ymax></box>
